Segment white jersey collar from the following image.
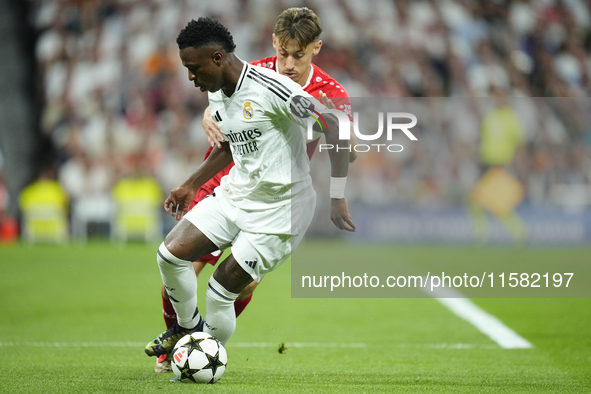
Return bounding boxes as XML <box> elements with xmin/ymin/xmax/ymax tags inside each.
<box><xmin>232</xmin><ymin>58</ymin><xmax>249</xmax><ymax>95</ymax></box>
<box><xmin>302</xmin><ymin>64</ymin><xmax>314</xmax><ymax>90</ymax></box>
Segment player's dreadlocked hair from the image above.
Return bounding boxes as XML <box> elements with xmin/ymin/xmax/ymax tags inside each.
<box><xmin>176</xmin><ymin>17</ymin><xmax>236</xmax><ymax>53</ymax></box>
<box><xmin>274</xmin><ymin>7</ymin><xmax>323</xmax><ymax>50</ymax></box>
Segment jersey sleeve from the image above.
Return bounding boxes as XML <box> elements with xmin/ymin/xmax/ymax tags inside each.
<box><xmin>249</xmin><ymin>57</ymin><xmax>275</xmax><ymax>69</ymax></box>
<box><xmin>305</xmin><ymin>80</ymin><xmax>353</xmax><ymax>142</ymax></box>
<box><xmin>264</xmin><ymin>87</ymin><xmax>329</xmax><ymax>143</ymax></box>
<box><xmin>331</xmin><ymin>96</ymin><xmax>353</xmax><ymax>122</ymax></box>
<box><xmin>287</xmin><ymin>90</ymin><xmax>328</xmax><ymax>131</ymax></box>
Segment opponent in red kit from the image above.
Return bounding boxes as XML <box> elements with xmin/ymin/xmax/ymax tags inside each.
<box><xmin>155</xmin><ymin>7</ymin><xmax>355</xmax><ymax>372</ymax></box>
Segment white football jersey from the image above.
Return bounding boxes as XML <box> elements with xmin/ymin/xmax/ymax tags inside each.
<box><xmin>208</xmin><ymin>61</ymin><xmax>323</xmax><ymax>210</ymax></box>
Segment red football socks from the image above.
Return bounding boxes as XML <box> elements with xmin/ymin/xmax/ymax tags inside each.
<box><xmin>234</xmin><ymin>294</ymin><xmax>253</xmax><ymax>317</ymax></box>
<box><xmin>162</xmin><ymin>293</ymin><xmax>177</xmax><ymax>329</ymax></box>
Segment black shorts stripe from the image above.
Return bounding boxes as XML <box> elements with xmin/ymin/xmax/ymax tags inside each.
<box><xmin>207</xmin><ymin>283</ymin><xmax>235</xmax><ymax>301</ymax></box>
<box><xmin>249</xmin><ymin>68</ymin><xmax>291</xmax><ymax>98</ymax></box>
<box><xmin>247</xmin><ymin>74</ymin><xmax>289</xmax><ymax>102</ymax></box>
<box><xmin>157</xmin><ymin>250</ymin><xmax>184</xmax><ymax>267</ymax></box>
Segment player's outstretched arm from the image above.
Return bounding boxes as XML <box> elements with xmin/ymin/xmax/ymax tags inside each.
<box><xmin>202</xmin><ymin>106</ymin><xmax>225</xmax><ymax>149</ymax></box>
<box><xmin>164</xmin><ymin>142</ymin><xmax>233</xmax><ymax>220</ymax></box>
<box><xmin>320</xmin><ymin>113</ymin><xmax>356</xmax><ymax>232</ymax></box>
<box><xmin>348</xmin><ymin>133</ymin><xmax>358</xmax><ymax>163</ymax></box>
<box><xmin>319</xmin><ymin>90</ymin><xmax>357</xmax><ymax>163</ymax></box>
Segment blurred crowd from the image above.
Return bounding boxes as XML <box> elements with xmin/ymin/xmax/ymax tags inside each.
<box><xmin>5</xmin><ymin>0</ymin><xmax>590</xmax><ymax>240</ymax></box>
<box><xmin>312</xmin><ymin>96</ymin><xmax>591</xmax><ymax>208</ymax></box>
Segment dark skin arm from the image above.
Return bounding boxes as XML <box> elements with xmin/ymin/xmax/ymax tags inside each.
<box><xmin>164</xmin><ymin>142</ymin><xmax>233</xmax><ymax>220</ymax></box>
<box><xmin>319</xmin><ymin>91</ymin><xmax>357</xmax><ymax>163</ymax></box>
<box><xmin>317</xmin><ymin>111</ymin><xmax>356</xmax><ymax>232</ymax></box>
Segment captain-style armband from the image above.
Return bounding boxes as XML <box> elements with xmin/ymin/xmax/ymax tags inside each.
<box><xmin>330</xmin><ymin>177</ymin><xmax>347</xmax><ymax>199</ymax></box>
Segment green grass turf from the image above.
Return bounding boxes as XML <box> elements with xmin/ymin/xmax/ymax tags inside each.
<box><xmin>0</xmin><ymin>241</ymin><xmax>590</xmax><ymax>393</ymax></box>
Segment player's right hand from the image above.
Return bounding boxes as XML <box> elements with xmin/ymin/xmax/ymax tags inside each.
<box><xmin>330</xmin><ymin>198</ymin><xmax>356</xmax><ymax>232</ymax></box>
<box><xmin>202</xmin><ymin>106</ymin><xmax>225</xmax><ymax>149</ymax></box>
<box><xmin>164</xmin><ymin>186</ymin><xmax>196</xmax><ymax>221</ymax></box>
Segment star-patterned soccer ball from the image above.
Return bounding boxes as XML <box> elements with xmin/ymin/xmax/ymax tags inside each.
<box><xmin>171</xmin><ymin>332</ymin><xmax>227</xmax><ymax>384</ymax></box>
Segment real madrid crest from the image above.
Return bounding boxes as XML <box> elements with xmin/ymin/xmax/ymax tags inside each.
<box><xmin>243</xmin><ymin>101</ymin><xmax>254</xmax><ymax>119</ymax></box>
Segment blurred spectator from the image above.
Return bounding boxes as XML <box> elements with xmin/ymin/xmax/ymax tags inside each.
<box><xmin>0</xmin><ymin>153</ymin><xmax>19</xmax><ymax>243</ymax></box>
<box><xmin>18</xmin><ymin>166</ymin><xmax>69</xmax><ymax>243</ymax></box>
<box><xmin>59</xmin><ymin>145</ymin><xmax>114</xmax><ymax>240</ymax></box>
<box><xmin>111</xmin><ymin>169</ymin><xmax>162</xmax><ymax>243</ymax></box>
<box><xmin>468</xmin><ymin>86</ymin><xmax>527</xmax><ymax>244</ymax></box>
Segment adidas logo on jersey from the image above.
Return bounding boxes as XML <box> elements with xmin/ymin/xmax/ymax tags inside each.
<box><xmin>245</xmin><ymin>260</ymin><xmax>257</xmax><ymax>269</ymax></box>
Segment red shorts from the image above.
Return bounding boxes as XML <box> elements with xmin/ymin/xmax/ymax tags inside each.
<box><xmin>190</xmin><ymin>140</ymin><xmax>317</xmax><ymax>266</ymax></box>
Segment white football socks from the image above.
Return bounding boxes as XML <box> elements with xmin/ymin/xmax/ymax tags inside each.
<box><xmin>204</xmin><ymin>276</ymin><xmax>239</xmax><ymax>346</ymax></box>
<box><xmin>157</xmin><ymin>243</ymin><xmax>201</xmax><ymax>329</ymax></box>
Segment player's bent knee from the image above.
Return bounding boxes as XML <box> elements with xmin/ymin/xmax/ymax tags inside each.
<box><xmin>163</xmin><ymin>219</ymin><xmax>218</xmax><ymax>262</ymax></box>
<box><xmin>157</xmin><ymin>242</ymin><xmax>194</xmax><ymax>268</ymax></box>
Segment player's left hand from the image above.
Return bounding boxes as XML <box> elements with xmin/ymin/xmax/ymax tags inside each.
<box><xmin>319</xmin><ymin>90</ymin><xmax>336</xmax><ymax>110</ymax></box>
<box><xmin>330</xmin><ymin>198</ymin><xmax>356</xmax><ymax>232</ymax></box>
<box><xmin>164</xmin><ymin>186</ymin><xmax>196</xmax><ymax>221</ymax></box>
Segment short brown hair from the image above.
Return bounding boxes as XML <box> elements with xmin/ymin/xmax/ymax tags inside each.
<box><xmin>273</xmin><ymin>7</ymin><xmax>322</xmax><ymax>49</ymax></box>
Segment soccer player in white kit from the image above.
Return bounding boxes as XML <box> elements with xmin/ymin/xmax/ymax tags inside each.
<box><xmin>145</xmin><ymin>17</ymin><xmax>355</xmax><ymax>356</ymax></box>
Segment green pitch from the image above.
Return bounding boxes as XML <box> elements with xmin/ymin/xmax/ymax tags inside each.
<box><xmin>0</xmin><ymin>241</ymin><xmax>589</xmax><ymax>393</ymax></box>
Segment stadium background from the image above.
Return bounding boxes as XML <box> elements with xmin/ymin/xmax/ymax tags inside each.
<box><xmin>1</xmin><ymin>1</ymin><xmax>591</xmax><ymax>392</ymax></box>
<box><xmin>0</xmin><ymin>0</ymin><xmax>590</xmax><ymax>244</ymax></box>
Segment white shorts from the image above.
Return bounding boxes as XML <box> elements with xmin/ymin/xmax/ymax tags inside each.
<box><xmin>183</xmin><ymin>187</ymin><xmax>316</xmax><ymax>282</ymax></box>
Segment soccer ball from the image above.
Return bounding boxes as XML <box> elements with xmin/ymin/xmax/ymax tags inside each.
<box><xmin>171</xmin><ymin>332</ymin><xmax>227</xmax><ymax>384</ymax></box>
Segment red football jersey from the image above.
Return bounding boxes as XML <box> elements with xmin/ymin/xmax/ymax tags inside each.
<box><xmin>251</xmin><ymin>56</ymin><xmax>353</xmax><ymax>122</ymax></box>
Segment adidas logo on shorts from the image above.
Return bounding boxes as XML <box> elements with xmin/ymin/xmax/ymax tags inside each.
<box><xmin>245</xmin><ymin>260</ymin><xmax>257</xmax><ymax>269</ymax></box>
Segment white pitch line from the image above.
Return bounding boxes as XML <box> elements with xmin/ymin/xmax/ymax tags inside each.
<box><xmin>0</xmin><ymin>341</ymin><xmax>146</xmax><ymax>348</ymax></box>
<box><xmin>427</xmin><ymin>286</ymin><xmax>533</xmax><ymax>349</ymax></box>
<box><xmin>230</xmin><ymin>342</ymin><xmax>367</xmax><ymax>348</ymax></box>
<box><xmin>0</xmin><ymin>341</ymin><xmax>498</xmax><ymax>350</ymax></box>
